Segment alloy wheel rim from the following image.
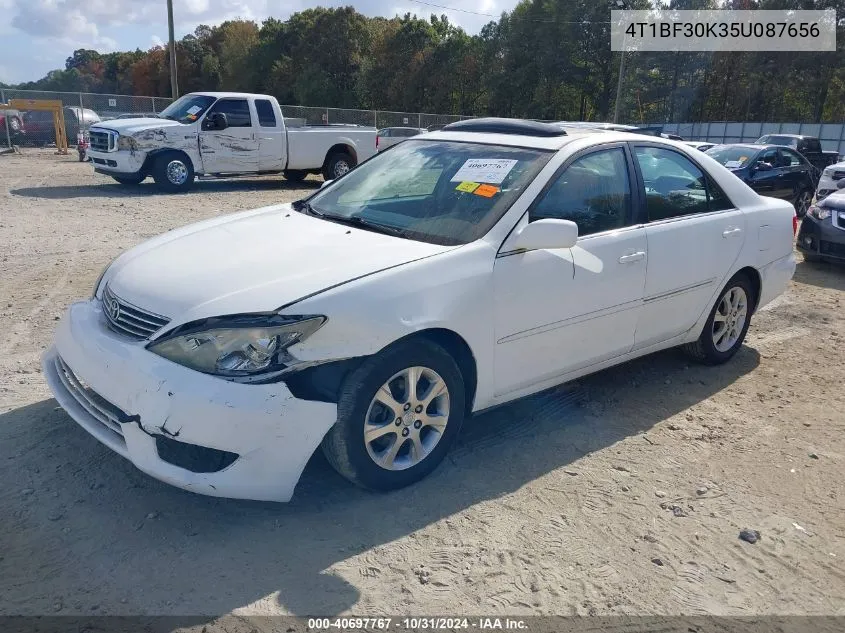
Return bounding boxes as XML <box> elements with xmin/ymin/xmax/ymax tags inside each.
<box><xmin>364</xmin><ymin>366</ymin><xmax>450</xmax><ymax>471</ymax></box>
<box><xmin>334</xmin><ymin>161</ymin><xmax>350</xmax><ymax>178</ymax></box>
<box><xmin>797</xmin><ymin>192</ymin><xmax>811</xmax><ymax>216</ymax></box>
<box><xmin>166</xmin><ymin>160</ymin><xmax>189</xmax><ymax>185</ymax></box>
<box><xmin>712</xmin><ymin>286</ymin><xmax>748</xmax><ymax>352</ymax></box>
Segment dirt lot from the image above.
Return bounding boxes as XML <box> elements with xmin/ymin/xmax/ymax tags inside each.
<box><xmin>1</xmin><ymin>150</ymin><xmax>843</xmax><ymax>621</ymax></box>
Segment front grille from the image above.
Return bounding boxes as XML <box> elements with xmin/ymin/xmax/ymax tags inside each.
<box><xmin>820</xmin><ymin>240</ymin><xmax>845</xmax><ymax>258</ymax></box>
<box><xmin>832</xmin><ymin>171</ymin><xmax>845</xmax><ymax>181</ymax></box>
<box><xmin>90</xmin><ymin>130</ymin><xmax>112</xmax><ymax>152</ymax></box>
<box><xmin>54</xmin><ymin>356</ymin><xmax>127</xmax><ymax>443</ymax></box>
<box><xmin>102</xmin><ymin>284</ymin><xmax>170</xmax><ymax>340</ymax></box>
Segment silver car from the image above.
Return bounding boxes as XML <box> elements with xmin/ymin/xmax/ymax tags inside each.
<box><xmin>376</xmin><ymin>127</ymin><xmax>427</xmax><ymax>151</ymax></box>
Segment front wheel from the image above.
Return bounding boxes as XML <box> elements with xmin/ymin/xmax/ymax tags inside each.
<box><xmin>683</xmin><ymin>274</ymin><xmax>754</xmax><ymax>365</ymax></box>
<box><xmin>793</xmin><ymin>189</ymin><xmax>812</xmax><ymax>218</ymax></box>
<box><xmin>322</xmin><ymin>339</ymin><xmax>465</xmax><ymax>491</ymax></box>
<box><xmin>152</xmin><ymin>151</ymin><xmax>194</xmax><ymax>193</ymax></box>
<box><xmin>322</xmin><ymin>152</ymin><xmax>355</xmax><ymax>181</ymax></box>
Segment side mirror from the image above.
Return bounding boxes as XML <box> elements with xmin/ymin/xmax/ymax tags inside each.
<box><xmin>512</xmin><ymin>219</ymin><xmax>578</xmax><ymax>251</ymax></box>
<box><xmin>203</xmin><ymin>112</ymin><xmax>228</xmax><ymax>131</ymax></box>
<box><xmin>321</xmin><ymin>180</ymin><xmax>333</xmax><ymax>189</ymax></box>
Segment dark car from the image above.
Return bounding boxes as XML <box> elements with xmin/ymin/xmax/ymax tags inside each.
<box><xmin>797</xmin><ymin>181</ymin><xmax>845</xmax><ymax>263</ymax></box>
<box><xmin>706</xmin><ymin>143</ymin><xmax>816</xmax><ymax>216</ymax></box>
<box><xmin>755</xmin><ymin>134</ymin><xmax>839</xmax><ymax>178</ymax></box>
<box><xmin>22</xmin><ymin>106</ymin><xmax>101</xmax><ymax>146</ymax></box>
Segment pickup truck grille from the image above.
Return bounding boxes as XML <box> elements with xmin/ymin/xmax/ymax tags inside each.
<box><xmin>90</xmin><ymin>130</ymin><xmax>113</xmax><ymax>152</ymax></box>
<box><xmin>102</xmin><ymin>284</ymin><xmax>171</xmax><ymax>340</ymax></box>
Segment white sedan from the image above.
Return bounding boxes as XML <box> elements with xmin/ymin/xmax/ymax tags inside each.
<box><xmin>44</xmin><ymin>119</ymin><xmax>797</xmax><ymax>502</ymax></box>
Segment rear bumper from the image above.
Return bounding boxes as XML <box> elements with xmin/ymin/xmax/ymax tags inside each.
<box><xmin>797</xmin><ymin>215</ymin><xmax>845</xmax><ymax>261</ymax></box>
<box><xmin>757</xmin><ymin>251</ymin><xmax>797</xmax><ymax>311</ymax></box>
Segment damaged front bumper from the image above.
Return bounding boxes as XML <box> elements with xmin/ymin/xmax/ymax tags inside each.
<box><xmin>42</xmin><ymin>300</ymin><xmax>338</xmax><ymax>502</ymax></box>
<box><xmin>88</xmin><ymin>149</ymin><xmax>145</xmax><ymax>176</ymax></box>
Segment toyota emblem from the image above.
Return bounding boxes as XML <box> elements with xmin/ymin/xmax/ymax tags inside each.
<box><xmin>106</xmin><ymin>297</ymin><xmax>120</xmax><ymax>322</ymax></box>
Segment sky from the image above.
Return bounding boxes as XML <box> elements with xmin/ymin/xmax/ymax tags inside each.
<box><xmin>0</xmin><ymin>0</ymin><xmax>518</xmax><ymax>85</ymax></box>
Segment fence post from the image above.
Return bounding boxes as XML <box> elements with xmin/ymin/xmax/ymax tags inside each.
<box><xmin>151</xmin><ymin>96</ymin><xmax>156</xmax><ymax>113</ymax></box>
<box><xmin>418</xmin><ymin>113</ymin><xmax>422</xmax><ymax>128</ymax></box>
<box><xmin>374</xmin><ymin>111</ymin><xmax>378</xmax><ymax>128</ymax></box>
<box><xmin>2</xmin><ymin>88</ymin><xmax>10</xmax><ymax>149</ymax></box>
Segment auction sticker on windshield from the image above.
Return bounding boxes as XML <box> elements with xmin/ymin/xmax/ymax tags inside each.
<box><xmin>455</xmin><ymin>181</ymin><xmax>480</xmax><ymax>193</ymax></box>
<box><xmin>724</xmin><ymin>160</ymin><xmax>744</xmax><ymax>168</ymax></box>
<box><xmin>186</xmin><ymin>105</ymin><xmax>202</xmax><ymax>115</ymax></box>
<box><xmin>451</xmin><ymin>159</ymin><xmax>518</xmax><ymax>184</ymax></box>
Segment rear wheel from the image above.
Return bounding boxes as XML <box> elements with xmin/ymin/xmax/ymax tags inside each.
<box><xmin>322</xmin><ymin>339</ymin><xmax>465</xmax><ymax>491</ymax></box>
<box><xmin>112</xmin><ymin>174</ymin><xmax>145</xmax><ymax>185</ymax></box>
<box><xmin>152</xmin><ymin>151</ymin><xmax>194</xmax><ymax>192</ymax></box>
<box><xmin>322</xmin><ymin>152</ymin><xmax>355</xmax><ymax>181</ymax></box>
<box><xmin>683</xmin><ymin>274</ymin><xmax>754</xmax><ymax>365</ymax></box>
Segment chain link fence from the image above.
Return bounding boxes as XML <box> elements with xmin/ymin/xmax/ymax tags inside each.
<box><xmin>659</xmin><ymin>121</ymin><xmax>845</xmax><ymax>157</ymax></box>
<box><xmin>0</xmin><ymin>89</ymin><xmax>173</xmax><ymax>148</ymax></box>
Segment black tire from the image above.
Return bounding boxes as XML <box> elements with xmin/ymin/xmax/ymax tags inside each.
<box><xmin>112</xmin><ymin>174</ymin><xmax>145</xmax><ymax>185</ymax></box>
<box><xmin>283</xmin><ymin>169</ymin><xmax>308</xmax><ymax>182</ymax></box>
<box><xmin>793</xmin><ymin>189</ymin><xmax>812</xmax><ymax>218</ymax></box>
<box><xmin>322</xmin><ymin>338</ymin><xmax>466</xmax><ymax>492</ymax></box>
<box><xmin>683</xmin><ymin>273</ymin><xmax>755</xmax><ymax>365</ymax></box>
<box><xmin>151</xmin><ymin>151</ymin><xmax>194</xmax><ymax>193</ymax></box>
<box><xmin>322</xmin><ymin>152</ymin><xmax>355</xmax><ymax>181</ymax></box>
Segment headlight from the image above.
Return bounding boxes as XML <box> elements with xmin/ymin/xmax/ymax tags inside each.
<box><xmin>808</xmin><ymin>205</ymin><xmax>831</xmax><ymax>221</ymax></box>
<box><xmin>147</xmin><ymin>315</ymin><xmax>326</xmax><ymax>382</ymax></box>
<box><xmin>117</xmin><ymin>135</ymin><xmax>138</xmax><ymax>151</ymax></box>
<box><xmin>92</xmin><ymin>262</ymin><xmax>111</xmax><ymax>298</ymax></box>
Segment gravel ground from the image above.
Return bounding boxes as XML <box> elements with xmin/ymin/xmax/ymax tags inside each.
<box><xmin>1</xmin><ymin>150</ymin><xmax>843</xmax><ymax>621</ymax></box>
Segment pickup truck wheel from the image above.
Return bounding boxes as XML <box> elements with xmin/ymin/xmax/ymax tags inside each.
<box><xmin>112</xmin><ymin>174</ymin><xmax>145</xmax><ymax>185</ymax></box>
<box><xmin>323</xmin><ymin>152</ymin><xmax>355</xmax><ymax>181</ymax></box>
<box><xmin>284</xmin><ymin>170</ymin><xmax>308</xmax><ymax>182</ymax></box>
<box><xmin>152</xmin><ymin>152</ymin><xmax>194</xmax><ymax>192</ymax></box>
<box><xmin>683</xmin><ymin>274</ymin><xmax>754</xmax><ymax>366</ymax></box>
<box><xmin>321</xmin><ymin>338</ymin><xmax>465</xmax><ymax>491</ymax></box>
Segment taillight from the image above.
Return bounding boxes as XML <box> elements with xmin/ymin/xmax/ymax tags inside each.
<box><xmin>793</xmin><ymin>213</ymin><xmax>798</xmax><ymax>236</ymax></box>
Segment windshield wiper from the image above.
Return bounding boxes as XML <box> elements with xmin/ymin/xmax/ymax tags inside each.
<box><xmin>291</xmin><ymin>200</ymin><xmax>407</xmax><ymax>238</ymax></box>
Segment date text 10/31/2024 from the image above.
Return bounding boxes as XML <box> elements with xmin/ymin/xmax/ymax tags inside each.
<box><xmin>307</xmin><ymin>617</ymin><xmax>528</xmax><ymax>630</ymax></box>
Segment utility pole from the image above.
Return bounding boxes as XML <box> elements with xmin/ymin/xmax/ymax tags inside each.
<box><xmin>167</xmin><ymin>0</ymin><xmax>179</xmax><ymax>100</ymax></box>
<box><xmin>613</xmin><ymin>0</ymin><xmax>627</xmax><ymax>124</ymax></box>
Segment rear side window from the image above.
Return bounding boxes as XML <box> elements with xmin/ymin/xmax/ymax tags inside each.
<box><xmin>530</xmin><ymin>147</ymin><xmax>631</xmax><ymax>236</ymax></box>
<box><xmin>634</xmin><ymin>147</ymin><xmax>732</xmax><ymax>220</ymax></box>
<box><xmin>255</xmin><ymin>100</ymin><xmax>276</xmax><ymax>127</ymax></box>
<box><xmin>208</xmin><ymin>99</ymin><xmax>252</xmax><ymax>127</ymax></box>
<box><xmin>802</xmin><ymin>139</ymin><xmax>821</xmax><ymax>153</ymax></box>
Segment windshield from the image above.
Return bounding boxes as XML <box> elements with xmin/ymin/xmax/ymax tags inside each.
<box><xmin>305</xmin><ymin>140</ymin><xmax>553</xmax><ymax>246</ymax></box>
<box><xmin>756</xmin><ymin>135</ymin><xmax>797</xmax><ymax>148</ymax></box>
<box><xmin>158</xmin><ymin>94</ymin><xmax>216</xmax><ymax>124</ymax></box>
<box><xmin>705</xmin><ymin>146</ymin><xmax>757</xmax><ymax>169</ymax></box>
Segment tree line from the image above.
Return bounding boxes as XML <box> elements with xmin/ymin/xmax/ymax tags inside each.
<box><xmin>3</xmin><ymin>0</ymin><xmax>844</xmax><ymax>123</ymax></box>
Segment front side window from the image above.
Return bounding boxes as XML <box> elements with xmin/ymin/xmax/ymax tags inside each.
<box><xmin>635</xmin><ymin>146</ymin><xmax>709</xmax><ymax>220</ymax></box>
<box><xmin>530</xmin><ymin>147</ymin><xmax>631</xmax><ymax>236</ymax></box>
<box><xmin>207</xmin><ymin>99</ymin><xmax>252</xmax><ymax>128</ymax></box>
<box><xmin>305</xmin><ymin>140</ymin><xmax>553</xmax><ymax>246</ymax></box>
<box><xmin>780</xmin><ymin>148</ymin><xmax>805</xmax><ymax>167</ymax></box>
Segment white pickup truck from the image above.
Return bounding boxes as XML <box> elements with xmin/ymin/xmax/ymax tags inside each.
<box><xmin>86</xmin><ymin>92</ymin><xmax>377</xmax><ymax>191</ymax></box>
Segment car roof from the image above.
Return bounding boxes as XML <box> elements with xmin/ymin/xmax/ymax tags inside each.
<box><xmin>423</xmin><ymin>127</ymin><xmax>694</xmax><ymax>151</ymax></box>
<box><xmin>759</xmin><ymin>133</ymin><xmax>805</xmax><ymax>139</ymax></box>
<box><xmin>189</xmin><ymin>92</ymin><xmax>273</xmax><ymax>100</ymax></box>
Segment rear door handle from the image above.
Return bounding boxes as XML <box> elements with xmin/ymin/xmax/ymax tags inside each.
<box><xmin>722</xmin><ymin>227</ymin><xmax>742</xmax><ymax>238</ymax></box>
<box><xmin>618</xmin><ymin>251</ymin><xmax>645</xmax><ymax>263</ymax></box>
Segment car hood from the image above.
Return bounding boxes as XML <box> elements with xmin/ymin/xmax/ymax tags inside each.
<box><xmin>103</xmin><ymin>205</ymin><xmax>455</xmax><ymax>329</ymax></box>
<box><xmin>820</xmin><ymin>190</ymin><xmax>845</xmax><ymax>209</ymax></box>
<box><xmin>91</xmin><ymin>118</ymin><xmax>184</xmax><ymax>135</ymax></box>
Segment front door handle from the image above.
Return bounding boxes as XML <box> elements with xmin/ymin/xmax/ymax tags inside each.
<box><xmin>618</xmin><ymin>251</ymin><xmax>645</xmax><ymax>263</ymax></box>
<box><xmin>722</xmin><ymin>227</ymin><xmax>742</xmax><ymax>238</ymax></box>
